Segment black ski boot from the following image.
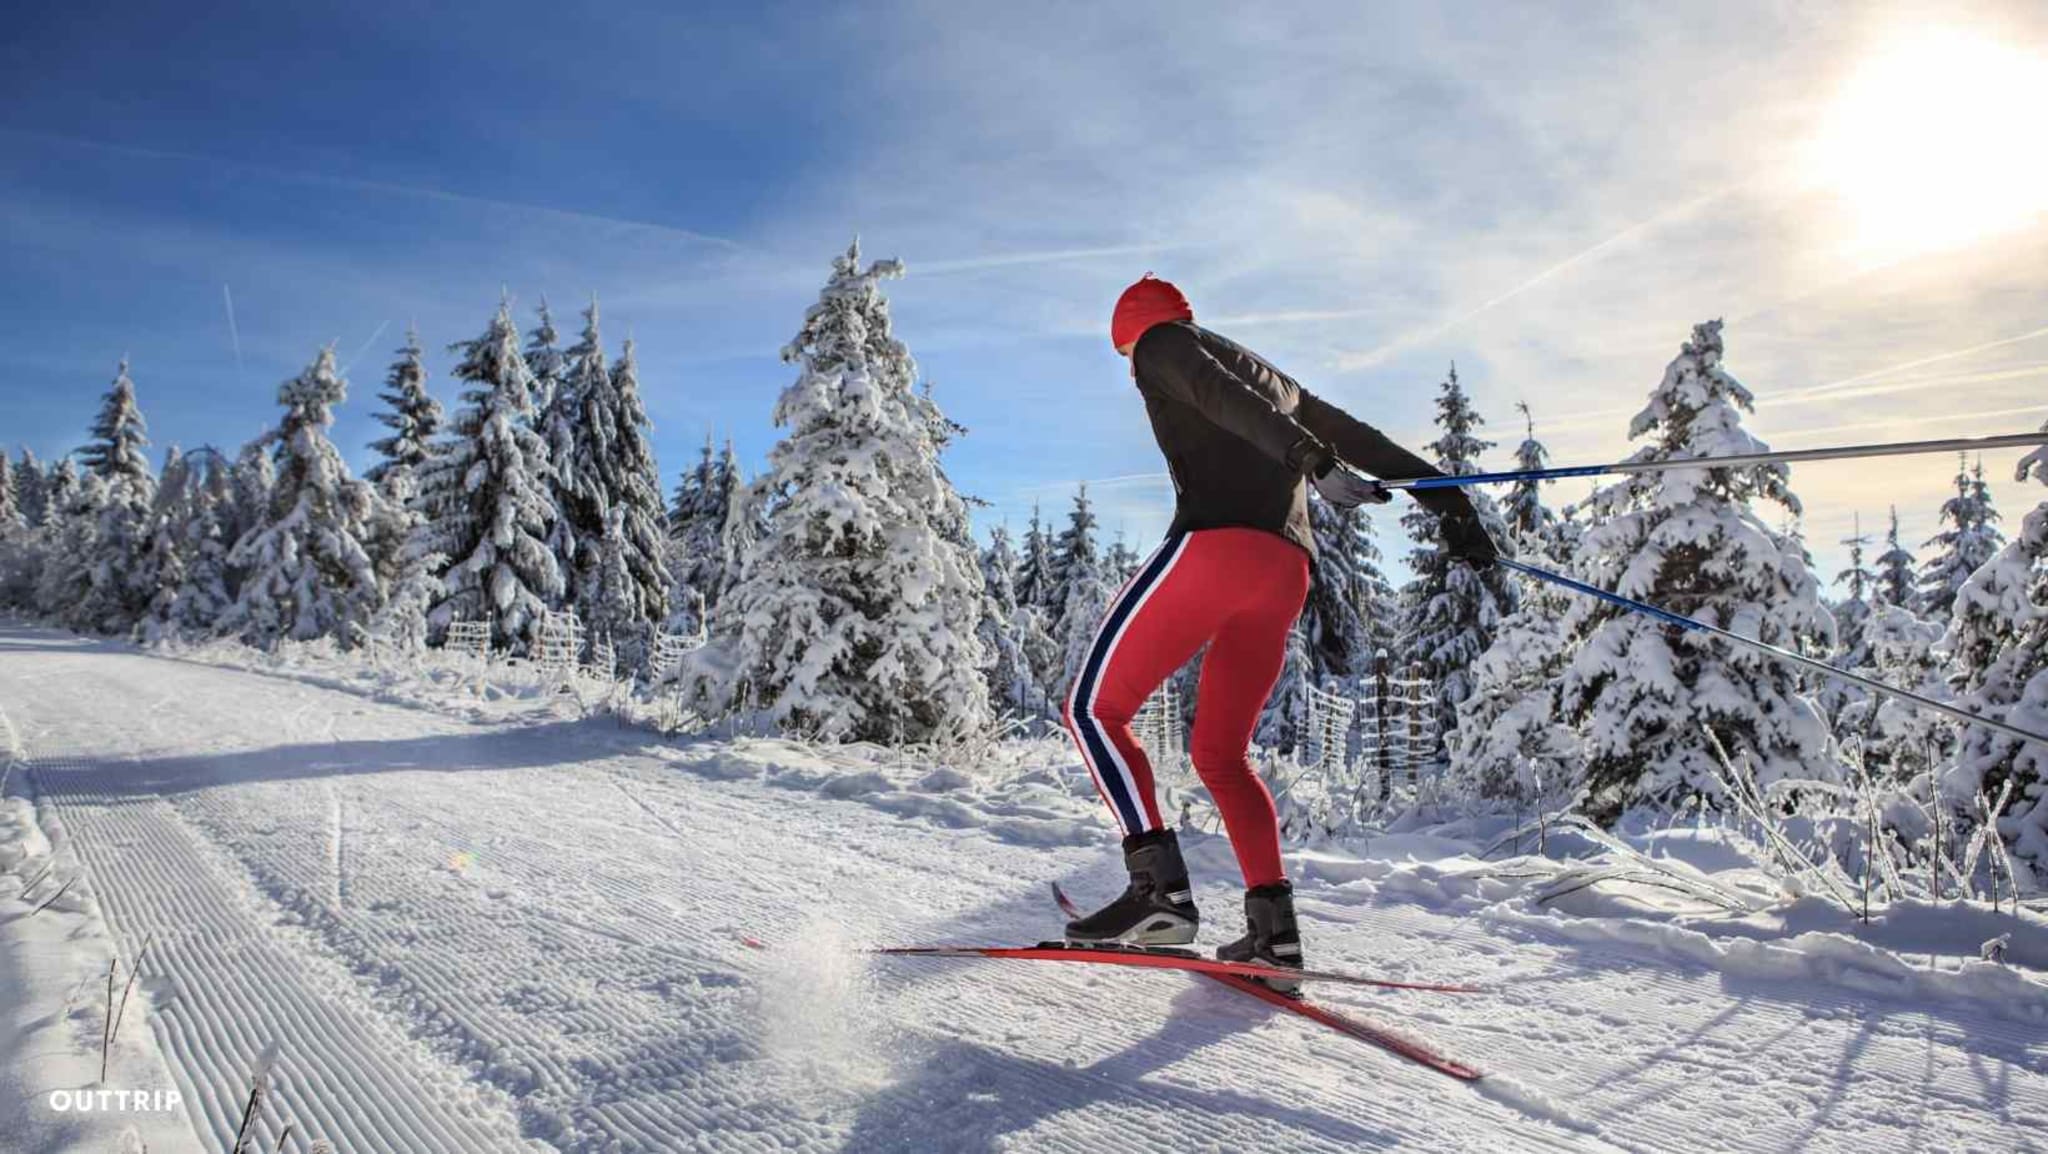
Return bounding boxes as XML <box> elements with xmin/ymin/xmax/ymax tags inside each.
<box><xmin>1064</xmin><ymin>829</ymin><xmax>1200</xmax><ymax>946</ymax></box>
<box><xmin>1217</xmin><ymin>881</ymin><xmax>1302</xmax><ymax>996</ymax></box>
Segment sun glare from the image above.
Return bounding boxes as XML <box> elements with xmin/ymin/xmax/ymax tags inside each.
<box><xmin>1809</xmin><ymin>29</ymin><xmax>2048</xmax><ymax>262</ymax></box>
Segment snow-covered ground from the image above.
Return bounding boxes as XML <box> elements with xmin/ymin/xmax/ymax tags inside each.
<box><xmin>3</xmin><ymin>622</ymin><xmax>2046</xmax><ymax>1153</ymax></box>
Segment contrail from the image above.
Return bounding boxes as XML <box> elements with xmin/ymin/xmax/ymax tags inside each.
<box><xmin>4</xmin><ymin>126</ymin><xmax>740</xmax><ymax>251</ymax></box>
<box><xmin>222</xmin><ymin>284</ymin><xmax>244</xmax><ymax>381</ymax></box>
<box><xmin>916</xmin><ymin>241</ymin><xmax>1195</xmax><ymax>276</ymax></box>
<box><xmin>1763</xmin><ymin>324</ymin><xmax>2048</xmax><ymax>407</ymax></box>
<box><xmin>339</xmin><ymin>320</ymin><xmax>391</xmax><ymax>377</ymax></box>
<box><xmin>1335</xmin><ymin>185</ymin><xmax>1739</xmax><ymax>371</ymax></box>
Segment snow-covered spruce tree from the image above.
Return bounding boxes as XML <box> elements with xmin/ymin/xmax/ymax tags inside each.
<box><xmin>134</xmin><ymin>446</ymin><xmax>195</xmax><ymax>642</ymax></box>
<box><xmin>1255</xmin><ymin>625</ymin><xmax>1313</xmax><ymax>754</ymax></box>
<box><xmin>1015</xmin><ymin>502</ymin><xmax>1057</xmax><ymax>615</ymax></box>
<box><xmin>568</xmin><ymin>330</ymin><xmax>671</xmax><ymax>671</ymax></box>
<box><xmin>1056</xmin><ymin>544</ymin><xmax>1115</xmax><ymax>701</ymax></box>
<box><xmin>15</xmin><ymin>449</ymin><xmax>49</xmax><ymax>529</ymax></box>
<box><xmin>1821</xmin><ymin>514</ymin><xmax>1880</xmax><ymax>728</ymax></box>
<box><xmin>538</xmin><ymin>302</ymin><xmax>592</xmax><ymax>612</ymax></box>
<box><xmin>1939</xmin><ymin>433</ymin><xmax>2048</xmax><ymax>870</ymax></box>
<box><xmin>524</xmin><ymin>299</ymin><xmax>566</xmax><ymax>419</ymax></box>
<box><xmin>1105</xmin><ymin>532</ymin><xmax>1140</xmax><ymax>587</ymax></box>
<box><xmin>412</xmin><ymin>301</ymin><xmax>562</xmax><ymax>649</ymax></box>
<box><xmin>166</xmin><ymin>449</ymin><xmax>236</xmax><ymax>638</ymax></box>
<box><xmin>75</xmin><ymin>360</ymin><xmax>158</xmax><ymax>632</ymax></box>
<box><xmin>1837</xmin><ymin>601</ymin><xmax>1951</xmax><ymax>782</ymax></box>
<box><xmin>0</xmin><ymin>453</ymin><xmax>21</xmax><ymax>536</ymax></box>
<box><xmin>1047</xmin><ymin>484</ymin><xmax>1100</xmax><ymax>640</ymax></box>
<box><xmin>1051</xmin><ymin>485</ymin><xmax>1108</xmax><ymax>691</ymax></box>
<box><xmin>1557</xmin><ymin>320</ymin><xmax>1836</xmax><ymax>820</ymax></box>
<box><xmin>34</xmin><ymin>463</ymin><xmax>105</xmax><ymax>626</ymax></box>
<box><xmin>706</xmin><ymin>243</ymin><xmax>990</xmax><ymax>742</ymax></box>
<box><xmin>1302</xmin><ymin>495</ymin><xmax>1372</xmax><ymax>684</ymax></box>
<box><xmin>1918</xmin><ymin>456</ymin><xmax>2003</xmax><ymax>621</ymax></box>
<box><xmin>1449</xmin><ymin>514</ymin><xmax>1585</xmax><ymax>803</ymax></box>
<box><xmin>978</xmin><ymin>524</ymin><xmax>1041</xmax><ymax>717</ymax></box>
<box><xmin>365</xmin><ymin>326</ymin><xmax>442</xmax><ymax>486</ymax></box>
<box><xmin>80</xmin><ymin>360</ymin><xmax>154</xmax><ymax>495</ymax></box>
<box><xmin>221</xmin><ymin>348</ymin><xmax>386</xmax><ymax>647</ymax></box>
<box><xmin>1501</xmin><ymin>401</ymin><xmax>1560</xmax><ymax>546</ymax></box>
<box><xmin>1397</xmin><ymin>364</ymin><xmax>1518</xmax><ymax>739</ymax></box>
<box><xmin>1351</xmin><ymin>506</ymin><xmax>1401</xmax><ymax>663</ymax></box>
<box><xmin>1874</xmin><ymin>505</ymin><xmax>1916</xmax><ymax>610</ymax></box>
<box><xmin>0</xmin><ymin>453</ymin><xmax>31</xmax><ymax>608</ymax></box>
<box><xmin>665</xmin><ymin>437</ymin><xmax>724</xmax><ymax>630</ymax></box>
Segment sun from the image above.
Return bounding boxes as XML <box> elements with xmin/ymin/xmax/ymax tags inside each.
<box><xmin>1807</xmin><ymin>29</ymin><xmax>2048</xmax><ymax>262</ymax></box>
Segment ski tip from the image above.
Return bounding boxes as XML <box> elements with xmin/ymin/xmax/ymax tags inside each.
<box><xmin>738</xmin><ymin>934</ymin><xmax>765</xmax><ymax>950</ymax></box>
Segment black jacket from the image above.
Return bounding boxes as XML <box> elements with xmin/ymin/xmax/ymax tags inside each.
<box><xmin>1129</xmin><ymin>319</ymin><xmax>1479</xmax><ymax>559</ymax></box>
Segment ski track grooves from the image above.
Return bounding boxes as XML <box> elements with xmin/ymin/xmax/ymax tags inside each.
<box><xmin>5</xmin><ymin>629</ymin><xmax>2048</xmax><ymax>1153</ymax></box>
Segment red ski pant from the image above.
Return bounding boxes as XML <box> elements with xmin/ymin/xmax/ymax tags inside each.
<box><xmin>1062</xmin><ymin>527</ymin><xmax>1310</xmax><ymax>889</ymax></box>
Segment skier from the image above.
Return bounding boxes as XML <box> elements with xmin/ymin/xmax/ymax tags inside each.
<box><xmin>1062</xmin><ymin>274</ymin><xmax>1498</xmax><ymax>988</ymax></box>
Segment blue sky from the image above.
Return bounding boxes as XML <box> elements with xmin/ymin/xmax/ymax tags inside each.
<box><xmin>4</xmin><ymin>1</ymin><xmax>2046</xmax><ymax>586</ymax></box>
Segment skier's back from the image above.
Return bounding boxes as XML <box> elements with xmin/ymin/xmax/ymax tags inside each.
<box><xmin>1061</xmin><ymin>275</ymin><xmax>1497</xmax><ymax>990</ymax></box>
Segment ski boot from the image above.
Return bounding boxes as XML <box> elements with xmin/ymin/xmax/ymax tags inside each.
<box><xmin>1217</xmin><ymin>880</ymin><xmax>1302</xmax><ymax>996</ymax></box>
<box><xmin>1064</xmin><ymin>829</ymin><xmax>1200</xmax><ymax>946</ymax></box>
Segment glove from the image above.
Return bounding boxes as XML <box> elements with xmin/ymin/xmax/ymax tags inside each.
<box><xmin>1289</xmin><ymin>440</ymin><xmax>1392</xmax><ymax>510</ymax></box>
<box><xmin>1440</xmin><ymin>511</ymin><xmax>1500</xmax><ymax>570</ymax></box>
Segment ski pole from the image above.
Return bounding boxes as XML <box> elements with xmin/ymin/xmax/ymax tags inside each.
<box><xmin>1381</xmin><ymin>431</ymin><xmax>2048</xmax><ymax>492</ymax></box>
<box><xmin>1497</xmin><ymin>558</ymin><xmax>2048</xmax><ymax>750</ymax></box>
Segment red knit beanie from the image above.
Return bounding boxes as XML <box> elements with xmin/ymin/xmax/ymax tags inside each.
<box><xmin>1111</xmin><ymin>274</ymin><xmax>1193</xmax><ymax>350</ymax></box>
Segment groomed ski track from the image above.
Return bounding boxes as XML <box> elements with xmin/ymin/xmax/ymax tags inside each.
<box><xmin>3</xmin><ymin>624</ymin><xmax>2045</xmax><ymax>1153</ymax></box>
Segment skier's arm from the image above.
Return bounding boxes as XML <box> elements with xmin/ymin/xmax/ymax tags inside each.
<box><xmin>1131</xmin><ymin>323</ymin><xmax>1329</xmax><ymax>473</ymax></box>
<box><xmin>1294</xmin><ymin>388</ymin><xmax>1481</xmax><ymax>523</ymax></box>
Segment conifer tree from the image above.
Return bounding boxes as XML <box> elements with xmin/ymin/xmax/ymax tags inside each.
<box><xmin>365</xmin><ymin>326</ymin><xmax>442</xmax><ymax>485</ymax></box>
<box><xmin>1048</xmin><ymin>485</ymin><xmax>1100</xmax><ymax>629</ymax></box>
<box><xmin>15</xmin><ymin>449</ymin><xmax>48</xmax><ymax>529</ymax></box>
<box><xmin>1398</xmin><ymin>364</ymin><xmax>1518</xmax><ymax>738</ymax></box>
<box><xmin>35</xmin><ymin>462</ymin><xmax>105</xmax><ymax>626</ymax></box>
<box><xmin>1105</xmin><ymin>532</ymin><xmax>1139</xmax><ymax>587</ymax></box>
<box><xmin>412</xmin><ymin>300</ymin><xmax>562</xmax><ymax>648</ymax></box>
<box><xmin>568</xmin><ymin>328</ymin><xmax>672</xmax><ymax>670</ymax></box>
<box><xmin>1501</xmin><ymin>402</ymin><xmax>1559</xmax><ymax>546</ymax></box>
<box><xmin>525</xmin><ymin>299</ymin><xmax>567</xmax><ymax>417</ymax></box>
<box><xmin>978</xmin><ymin>524</ymin><xmax>1043</xmax><ymax>716</ymax></box>
<box><xmin>1450</xmin><ymin>515</ymin><xmax>1584</xmax><ymax>800</ymax></box>
<box><xmin>1918</xmin><ymin>456</ymin><xmax>2003</xmax><ymax>620</ymax></box>
<box><xmin>80</xmin><ymin>359</ymin><xmax>154</xmax><ymax>497</ymax></box>
<box><xmin>670</xmin><ymin>437</ymin><xmax>714</xmax><ymax>535</ymax></box>
<box><xmin>171</xmin><ymin>449</ymin><xmax>236</xmax><ymax>638</ymax></box>
<box><xmin>1823</xmin><ymin>514</ymin><xmax>1880</xmax><ymax>726</ymax></box>
<box><xmin>1301</xmin><ymin>496</ymin><xmax>1372</xmax><ymax>683</ymax></box>
<box><xmin>1051</xmin><ymin>485</ymin><xmax>1106</xmax><ymax>691</ymax></box>
<box><xmin>0</xmin><ymin>453</ymin><xmax>20</xmax><ymax>536</ymax></box>
<box><xmin>1939</xmin><ymin>432</ymin><xmax>2048</xmax><ymax>868</ymax></box>
<box><xmin>75</xmin><ymin>360</ymin><xmax>157</xmax><ymax>631</ymax></box>
<box><xmin>222</xmin><ymin>348</ymin><xmax>386</xmax><ymax>647</ymax></box>
<box><xmin>1014</xmin><ymin>503</ymin><xmax>1053</xmax><ymax>610</ymax></box>
<box><xmin>1874</xmin><ymin>505</ymin><xmax>1917</xmax><ymax>610</ymax></box>
<box><xmin>1557</xmin><ymin>320</ymin><xmax>1836</xmax><ymax>819</ymax></box>
<box><xmin>704</xmin><ymin>242</ymin><xmax>989</xmax><ymax>742</ymax></box>
<box><xmin>1837</xmin><ymin>602</ymin><xmax>1951</xmax><ymax>782</ymax></box>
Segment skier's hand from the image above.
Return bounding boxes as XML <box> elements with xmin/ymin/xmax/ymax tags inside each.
<box><xmin>1291</xmin><ymin>440</ymin><xmax>1391</xmax><ymax>509</ymax></box>
<box><xmin>1312</xmin><ymin>465</ymin><xmax>1392</xmax><ymax>509</ymax></box>
<box><xmin>1440</xmin><ymin>512</ymin><xmax>1499</xmax><ymax>570</ymax></box>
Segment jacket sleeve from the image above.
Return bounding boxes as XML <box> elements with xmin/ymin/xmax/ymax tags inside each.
<box><xmin>1131</xmin><ymin>323</ymin><xmax>1323</xmax><ymax>469</ymax></box>
<box><xmin>1295</xmin><ymin>388</ymin><xmax>1481</xmax><ymax>522</ymax></box>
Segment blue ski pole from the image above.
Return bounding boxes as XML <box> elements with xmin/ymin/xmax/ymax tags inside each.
<box><xmin>1497</xmin><ymin>558</ymin><xmax>2048</xmax><ymax>750</ymax></box>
